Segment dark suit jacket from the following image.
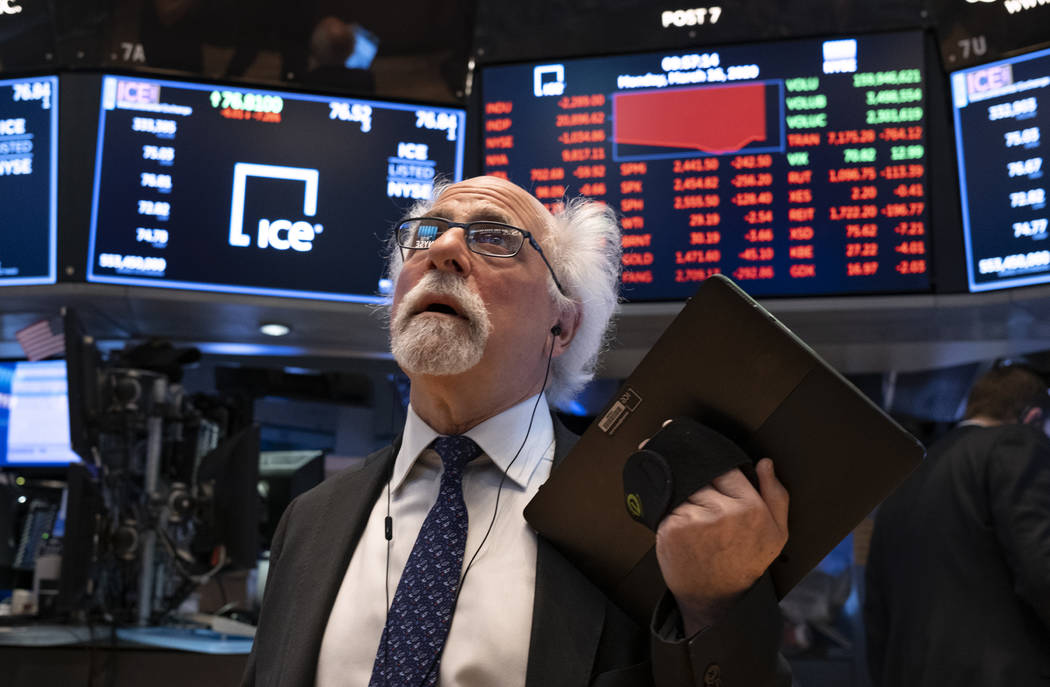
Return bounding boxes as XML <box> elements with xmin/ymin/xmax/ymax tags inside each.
<box><xmin>865</xmin><ymin>424</ymin><xmax>1050</xmax><ymax>686</ymax></box>
<box><xmin>243</xmin><ymin>420</ymin><xmax>788</xmax><ymax>686</ymax></box>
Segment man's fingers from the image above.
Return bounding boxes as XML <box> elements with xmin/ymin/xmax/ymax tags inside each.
<box><xmin>675</xmin><ymin>484</ymin><xmax>718</xmax><ymax>512</ymax></box>
<box><xmin>756</xmin><ymin>458</ymin><xmax>790</xmax><ymax>532</ymax></box>
<box><xmin>682</xmin><ymin>461</ymin><xmax>789</xmax><ymax>532</ymax></box>
<box><xmin>676</xmin><ymin>469</ymin><xmax>754</xmax><ymax>514</ymax></box>
<box><xmin>708</xmin><ymin>467</ymin><xmax>755</xmax><ymax>499</ymax></box>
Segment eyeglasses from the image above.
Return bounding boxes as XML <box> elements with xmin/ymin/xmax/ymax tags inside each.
<box><xmin>395</xmin><ymin>217</ymin><xmax>567</xmax><ymax>295</ymax></box>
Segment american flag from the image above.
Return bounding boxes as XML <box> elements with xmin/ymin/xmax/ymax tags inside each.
<box><xmin>16</xmin><ymin>316</ymin><xmax>65</xmax><ymax>361</ymax></box>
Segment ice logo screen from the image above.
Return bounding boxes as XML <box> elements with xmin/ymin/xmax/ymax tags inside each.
<box><xmin>534</xmin><ymin>65</ymin><xmax>566</xmax><ymax>97</ymax></box>
<box><xmin>227</xmin><ymin>163</ymin><xmax>324</xmax><ymax>252</ymax></box>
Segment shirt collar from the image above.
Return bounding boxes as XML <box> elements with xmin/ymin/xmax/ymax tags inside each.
<box><xmin>391</xmin><ymin>393</ymin><xmax>554</xmax><ymax>492</ymax></box>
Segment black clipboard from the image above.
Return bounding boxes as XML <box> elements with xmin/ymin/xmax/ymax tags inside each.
<box><xmin>524</xmin><ymin>275</ymin><xmax>924</xmax><ymax>623</ymax></box>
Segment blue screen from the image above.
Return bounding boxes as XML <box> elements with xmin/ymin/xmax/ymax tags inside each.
<box><xmin>951</xmin><ymin>46</ymin><xmax>1050</xmax><ymax>292</ymax></box>
<box><xmin>0</xmin><ymin>75</ymin><xmax>58</xmax><ymax>286</ymax></box>
<box><xmin>0</xmin><ymin>360</ymin><xmax>80</xmax><ymax>468</ymax></box>
<box><xmin>481</xmin><ymin>31</ymin><xmax>932</xmax><ymax>299</ymax></box>
<box><xmin>87</xmin><ymin>76</ymin><xmax>465</xmax><ymax>302</ymax></box>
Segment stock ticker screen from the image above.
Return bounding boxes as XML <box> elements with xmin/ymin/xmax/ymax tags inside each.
<box><xmin>87</xmin><ymin>76</ymin><xmax>465</xmax><ymax>301</ymax></box>
<box><xmin>481</xmin><ymin>31</ymin><xmax>932</xmax><ymax>299</ymax></box>
<box><xmin>0</xmin><ymin>75</ymin><xmax>57</xmax><ymax>286</ymax></box>
<box><xmin>951</xmin><ymin>47</ymin><xmax>1050</xmax><ymax>292</ymax></box>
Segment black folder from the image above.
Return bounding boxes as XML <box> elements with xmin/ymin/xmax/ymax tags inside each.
<box><xmin>524</xmin><ymin>274</ymin><xmax>924</xmax><ymax>623</ymax></box>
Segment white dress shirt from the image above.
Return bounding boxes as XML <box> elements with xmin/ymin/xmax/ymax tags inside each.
<box><xmin>315</xmin><ymin>394</ymin><xmax>556</xmax><ymax>687</ymax></box>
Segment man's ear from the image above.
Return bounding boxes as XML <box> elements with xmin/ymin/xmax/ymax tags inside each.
<box><xmin>1022</xmin><ymin>406</ymin><xmax>1044</xmax><ymax>427</ymax></box>
<box><xmin>552</xmin><ymin>304</ymin><xmax>582</xmax><ymax>357</ymax></box>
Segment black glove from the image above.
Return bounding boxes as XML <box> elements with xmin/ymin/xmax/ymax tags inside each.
<box><xmin>623</xmin><ymin>417</ymin><xmax>755</xmax><ymax>531</ymax></box>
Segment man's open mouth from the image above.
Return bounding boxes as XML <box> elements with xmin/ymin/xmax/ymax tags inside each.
<box><xmin>417</xmin><ymin>300</ymin><xmax>466</xmax><ymax>319</ymax></box>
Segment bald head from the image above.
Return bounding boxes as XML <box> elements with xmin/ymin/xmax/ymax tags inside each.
<box><xmin>436</xmin><ymin>175</ymin><xmax>556</xmax><ymax>240</ymax></box>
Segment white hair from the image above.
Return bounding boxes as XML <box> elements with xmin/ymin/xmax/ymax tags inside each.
<box><xmin>383</xmin><ymin>181</ymin><xmax>623</xmax><ymax>406</ymax></box>
<box><xmin>542</xmin><ymin>198</ymin><xmax>622</xmax><ymax>405</ymax></box>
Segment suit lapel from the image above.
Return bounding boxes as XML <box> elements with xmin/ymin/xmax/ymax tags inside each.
<box><xmin>525</xmin><ymin>418</ymin><xmax>607</xmax><ymax>687</ymax></box>
<box><xmin>281</xmin><ymin>421</ymin><xmax>609</xmax><ymax>687</ymax></box>
<box><xmin>283</xmin><ymin>442</ymin><xmax>397</xmax><ymax>686</ymax></box>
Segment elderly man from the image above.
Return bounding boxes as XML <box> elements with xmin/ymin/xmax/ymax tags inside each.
<box><xmin>243</xmin><ymin>176</ymin><xmax>790</xmax><ymax>686</ymax></box>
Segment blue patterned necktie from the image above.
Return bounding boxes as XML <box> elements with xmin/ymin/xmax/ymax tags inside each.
<box><xmin>369</xmin><ymin>435</ymin><xmax>483</xmax><ymax>687</ymax></box>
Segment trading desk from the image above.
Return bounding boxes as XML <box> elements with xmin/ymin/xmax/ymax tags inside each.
<box><xmin>2</xmin><ymin>624</ymin><xmax>249</xmax><ymax>686</ymax></box>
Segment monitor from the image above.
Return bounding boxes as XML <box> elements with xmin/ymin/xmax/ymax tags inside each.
<box><xmin>87</xmin><ymin>75</ymin><xmax>466</xmax><ymax>301</ymax></box>
<box><xmin>951</xmin><ymin>46</ymin><xmax>1050</xmax><ymax>292</ymax></box>
<box><xmin>480</xmin><ymin>31</ymin><xmax>932</xmax><ymax>299</ymax></box>
<box><xmin>63</xmin><ymin>307</ymin><xmax>102</xmax><ymax>462</ymax></box>
<box><xmin>258</xmin><ymin>450</ymin><xmax>325</xmax><ymax>546</ymax></box>
<box><xmin>195</xmin><ymin>424</ymin><xmax>261</xmax><ymax>570</ymax></box>
<box><xmin>345</xmin><ymin>24</ymin><xmax>380</xmax><ymax>71</ymax></box>
<box><xmin>0</xmin><ymin>360</ymin><xmax>81</xmax><ymax>468</ymax></box>
<box><xmin>929</xmin><ymin>0</ymin><xmax>1050</xmax><ymax>70</ymax></box>
<box><xmin>0</xmin><ymin>75</ymin><xmax>58</xmax><ymax>286</ymax></box>
<box><xmin>54</xmin><ymin>462</ymin><xmax>102</xmax><ymax>615</ymax></box>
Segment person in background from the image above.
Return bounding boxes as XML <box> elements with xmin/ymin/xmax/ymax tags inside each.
<box><xmin>303</xmin><ymin>16</ymin><xmax>376</xmax><ymax>94</ymax></box>
<box><xmin>243</xmin><ymin>175</ymin><xmax>791</xmax><ymax>686</ymax></box>
<box><xmin>865</xmin><ymin>362</ymin><xmax>1050</xmax><ymax>686</ymax></box>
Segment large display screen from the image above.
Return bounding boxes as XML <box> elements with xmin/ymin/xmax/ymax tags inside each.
<box><xmin>87</xmin><ymin>76</ymin><xmax>465</xmax><ymax>301</ymax></box>
<box><xmin>0</xmin><ymin>75</ymin><xmax>58</xmax><ymax>286</ymax></box>
<box><xmin>951</xmin><ymin>47</ymin><xmax>1050</xmax><ymax>292</ymax></box>
<box><xmin>930</xmin><ymin>0</ymin><xmax>1050</xmax><ymax>70</ymax></box>
<box><xmin>0</xmin><ymin>360</ymin><xmax>80</xmax><ymax>468</ymax></box>
<box><xmin>481</xmin><ymin>31</ymin><xmax>931</xmax><ymax>299</ymax></box>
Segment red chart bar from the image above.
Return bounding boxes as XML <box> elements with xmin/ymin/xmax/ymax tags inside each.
<box><xmin>614</xmin><ymin>83</ymin><xmax>768</xmax><ymax>154</ymax></box>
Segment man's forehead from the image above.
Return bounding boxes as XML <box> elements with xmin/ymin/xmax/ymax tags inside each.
<box><xmin>432</xmin><ymin>177</ymin><xmax>552</xmax><ymax>233</ymax></box>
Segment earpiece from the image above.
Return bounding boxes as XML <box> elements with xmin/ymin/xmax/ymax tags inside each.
<box><xmin>550</xmin><ymin>324</ymin><xmax>562</xmax><ymax>336</ymax></box>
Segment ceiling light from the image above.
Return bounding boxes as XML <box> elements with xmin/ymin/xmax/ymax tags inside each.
<box><xmin>259</xmin><ymin>322</ymin><xmax>291</xmax><ymax>337</ymax></box>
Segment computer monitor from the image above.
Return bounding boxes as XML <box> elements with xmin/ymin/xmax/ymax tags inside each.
<box><xmin>54</xmin><ymin>462</ymin><xmax>102</xmax><ymax>615</ymax></box>
<box><xmin>950</xmin><ymin>45</ymin><xmax>1050</xmax><ymax>292</ymax></box>
<box><xmin>62</xmin><ymin>307</ymin><xmax>103</xmax><ymax>463</ymax></box>
<box><xmin>195</xmin><ymin>424</ymin><xmax>261</xmax><ymax>570</ymax></box>
<box><xmin>480</xmin><ymin>30</ymin><xmax>932</xmax><ymax>299</ymax></box>
<box><xmin>86</xmin><ymin>74</ymin><xmax>466</xmax><ymax>302</ymax></box>
<box><xmin>258</xmin><ymin>450</ymin><xmax>325</xmax><ymax>545</ymax></box>
<box><xmin>0</xmin><ymin>360</ymin><xmax>81</xmax><ymax>468</ymax></box>
<box><xmin>0</xmin><ymin>75</ymin><xmax>58</xmax><ymax>286</ymax></box>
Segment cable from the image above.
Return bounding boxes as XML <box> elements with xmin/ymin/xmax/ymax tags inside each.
<box><xmin>456</xmin><ymin>335</ymin><xmax>555</xmax><ymax>593</ymax></box>
<box><xmin>383</xmin><ymin>472</ymin><xmax>393</xmax><ymax>681</ymax></box>
<box><xmin>378</xmin><ymin>329</ymin><xmax>559</xmax><ymax>687</ymax></box>
<box><xmin>414</xmin><ymin>332</ymin><xmax>558</xmax><ymax>687</ymax></box>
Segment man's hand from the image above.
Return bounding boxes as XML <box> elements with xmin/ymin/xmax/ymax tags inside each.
<box><xmin>654</xmin><ymin>458</ymin><xmax>789</xmax><ymax>636</ymax></box>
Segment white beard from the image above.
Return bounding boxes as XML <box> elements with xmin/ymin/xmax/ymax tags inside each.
<box><xmin>389</xmin><ymin>271</ymin><xmax>493</xmax><ymax>376</ymax></box>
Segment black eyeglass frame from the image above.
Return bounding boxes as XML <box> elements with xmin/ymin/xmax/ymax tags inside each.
<box><xmin>395</xmin><ymin>217</ymin><xmax>567</xmax><ymax>295</ymax></box>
